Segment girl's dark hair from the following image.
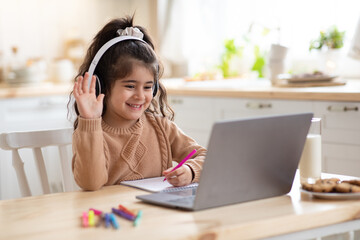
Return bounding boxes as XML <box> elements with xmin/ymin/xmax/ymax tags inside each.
<box><xmin>67</xmin><ymin>15</ymin><xmax>174</xmax><ymax>129</ymax></box>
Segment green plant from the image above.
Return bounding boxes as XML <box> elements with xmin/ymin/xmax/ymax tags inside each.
<box><xmin>218</xmin><ymin>39</ymin><xmax>243</xmax><ymax>78</ymax></box>
<box><xmin>309</xmin><ymin>26</ymin><xmax>345</xmax><ymax>51</ymax></box>
<box><xmin>251</xmin><ymin>45</ymin><xmax>266</xmax><ymax>78</ymax></box>
<box><xmin>218</xmin><ymin>25</ymin><xmax>269</xmax><ymax>78</ymax></box>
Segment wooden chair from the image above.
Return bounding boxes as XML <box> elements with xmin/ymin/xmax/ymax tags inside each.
<box><xmin>0</xmin><ymin>128</ymin><xmax>77</xmax><ymax>197</ymax></box>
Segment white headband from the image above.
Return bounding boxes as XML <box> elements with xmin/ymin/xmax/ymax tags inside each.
<box><xmin>87</xmin><ymin>27</ymin><xmax>146</xmax><ymax>89</ymax></box>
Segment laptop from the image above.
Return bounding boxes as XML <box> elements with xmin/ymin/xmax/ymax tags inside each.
<box><xmin>136</xmin><ymin>112</ymin><xmax>313</xmax><ymax>211</ymax></box>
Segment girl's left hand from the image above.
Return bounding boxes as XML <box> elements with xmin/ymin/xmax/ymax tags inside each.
<box><xmin>163</xmin><ymin>165</ymin><xmax>192</xmax><ymax>187</ymax></box>
<box><xmin>73</xmin><ymin>72</ymin><xmax>104</xmax><ymax>119</ymax></box>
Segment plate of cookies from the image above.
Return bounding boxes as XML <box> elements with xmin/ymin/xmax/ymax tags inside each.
<box><xmin>301</xmin><ymin>178</ymin><xmax>360</xmax><ymax>200</ymax></box>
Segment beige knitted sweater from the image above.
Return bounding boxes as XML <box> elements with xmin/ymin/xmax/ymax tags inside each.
<box><xmin>72</xmin><ymin>112</ymin><xmax>206</xmax><ymax>191</ymax></box>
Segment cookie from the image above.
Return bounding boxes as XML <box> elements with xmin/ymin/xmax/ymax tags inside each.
<box><xmin>315</xmin><ymin>178</ymin><xmax>340</xmax><ymax>185</ymax></box>
<box><xmin>351</xmin><ymin>185</ymin><xmax>360</xmax><ymax>193</ymax></box>
<box><xmin>318</xmin><ymin>183</ymin><xmax>335</xmax><ymax>192</ymax></box>
<box><xmin>301</xmin><ymin>183</ymin><xmax>314</xmax><ymax>191</ymax></box>
<box><xmin>301</xmin><ymin>182</ymin><xmax>335</xmax><ymax>193</ymax></box>
<box><xmin>335</xmin><ymin>182</ymin><xmax>360</xmax><ymax>193</ymax></box>
<box><xmin>302</xmin><ymin>178</ymin><xmax>360</xmax><ymax>194</ymax></box>
<box><xmin>342</xmin><ymin>179</ymin><xmax>360</xmax><ymax>187</ymax></box>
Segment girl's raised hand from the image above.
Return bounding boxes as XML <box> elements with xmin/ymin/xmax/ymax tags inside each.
<box><xmin>73</xmin><ymin>73</ymin><xmax>105</xmax><ymax>119</ymax></box>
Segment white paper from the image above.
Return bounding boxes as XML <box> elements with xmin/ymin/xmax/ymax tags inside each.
<box><xmin>121</xmin><ymin>177</ymin><xmax>198</xmax><ymax>193</ymax></box>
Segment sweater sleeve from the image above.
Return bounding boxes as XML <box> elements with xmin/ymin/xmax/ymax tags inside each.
<box><xmin>72</xmin><ymin>117</ymin><xmax>108</xmax><ymax>191</ymax></box>
<box><xmin>162</xmin><ymin>118</ymin><xmax>207</xmax><ymax>183</ymax></box>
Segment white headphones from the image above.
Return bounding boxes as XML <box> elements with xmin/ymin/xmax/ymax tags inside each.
<box><xmin>86</xmin><ymin>35</ymin><xmax>159</xmax><ymax>97</ymax></box>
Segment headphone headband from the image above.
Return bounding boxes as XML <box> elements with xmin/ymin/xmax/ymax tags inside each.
<box><xmin>87</xmin><ymin>35</ymin><xmax>146</xmax><ymax>89</ymax></box>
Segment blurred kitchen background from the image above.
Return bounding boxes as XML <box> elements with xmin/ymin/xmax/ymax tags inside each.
<box><xmin>0</xmin><ymin>0</ymin><xmax>360</xmax><ymax>84</ymax></box>
<box><xmin>0</xmin><ymin>0</ymin><xmax>158</xmax><ymax>84</ymax></box>
<box><xmin>1</xmin><ymin>0</ymin><xmax>360</xmax><ymax>201</ymax></box>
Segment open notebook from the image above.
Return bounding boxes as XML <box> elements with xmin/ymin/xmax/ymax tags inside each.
<box><xmin>136</xmin><ymin>113</ymin><xmax>313</xmax><ymax>211</ymax></box>
<box><xmin>121</xmin><ymin>177</ymin><xmax>198</xmax><ymax>193</ymax></box>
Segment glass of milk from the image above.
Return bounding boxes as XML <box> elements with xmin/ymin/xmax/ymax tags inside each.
<box><xmin>299</xmin><ymin>118</ymin><xmax>322</xmax><ymax>184</ymax></box>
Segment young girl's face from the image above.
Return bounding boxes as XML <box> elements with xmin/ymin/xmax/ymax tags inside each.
<box><xmin>103</xmin><ymin>63</ymin><xmax>155</xmax><ymax>128</ymax></box>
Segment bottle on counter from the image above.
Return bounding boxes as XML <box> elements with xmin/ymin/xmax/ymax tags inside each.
<box><xmin>6</xmin><ymin>46</ymin><xmax>24</xmax><ymax>84</ymax></box>
<box><xmin>298</xmin><ymin>118</ymin><xmax>322</xmax><ymax>184</ymax></box>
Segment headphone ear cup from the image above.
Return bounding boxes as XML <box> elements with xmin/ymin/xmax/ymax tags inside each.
<box><xmin>152</xmin><ymin>79</ymin><xmax>159</xmax><ymax>97</ymax></box>
<box><xmin>95</xmin><ymin>75</ymin><xmax>102</xmax><ymax>96</ymax></box>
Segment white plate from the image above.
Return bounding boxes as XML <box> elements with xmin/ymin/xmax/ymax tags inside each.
<box><xmin>279</xmin><ymin>74</ymin><xmax>338</xmax><ymax>83</ymax></box>
<box><xmin>300</xmin><ymin>189</ymin><xmax>360</xmax><ymax>200</ymax></box>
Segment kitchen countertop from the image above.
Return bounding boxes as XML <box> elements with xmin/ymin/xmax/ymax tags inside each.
<box><xmin>163</xmin><ymin>78</ymin><xmax>360</xmax><ymax>102</ymax></box>
<box><xmin>1</xmin><ymin>78</ymin><xmax>360</xmax><ymax>102</ymax></box>
<box><xmin>0</xmin><ymin>82</ymin><xmax>73</xmax><ymax>99</ymax></box>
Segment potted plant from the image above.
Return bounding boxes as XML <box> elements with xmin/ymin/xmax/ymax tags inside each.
<box><xmin>309</xmin><ymin>26</ymin><xmax>345</xmax><ymax>75</ymax></box>
<box><xmin>218</xmin><ymin>38</ymin><xmax>267</xmax><ymax>79</ymax></box>
<box><xmin>218</xmin><ymin>39</ymin><xmax>244</xmax><ymax>78</ymax></box>
<box><xmin>309</xmin><ymin>26</ymin><xmax>345</xmax><ymax>51</ymax></box>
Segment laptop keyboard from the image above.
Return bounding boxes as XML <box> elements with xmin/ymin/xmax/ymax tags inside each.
<box><xmin>168</xmin><ymin>196</ymin><xmax>195</xmax><ymax>205</ymax></box>
<box><xmin>161</xmin><ymin>183</ymin><xmax>198</xmax><ymax>193</ymax></box>
<box><xmin>162</xmin><ymin>185</ymin><xmax>197</xmax><ymax>206</ymax></box>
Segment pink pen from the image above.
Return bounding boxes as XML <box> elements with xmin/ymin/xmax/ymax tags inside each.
<box><xmin>89</xmin><ymin>208</ymin><xmax>103</xmax><ymax>216</ymax></box>
<box><xmin>163</xmin><ymin>149</ymin><xmax>197</xmax><ymax>181</ymax></box>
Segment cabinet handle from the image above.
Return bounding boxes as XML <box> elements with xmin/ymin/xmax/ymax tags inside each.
<box><xmin>246</xmin><ymin>102</ymin><xmax>272</xmax><ymax>109</ymax></box>
<box><xmin>327</xmin><ymin>105</ymin><xmax>359</xmax><ymax>112</ymax></box>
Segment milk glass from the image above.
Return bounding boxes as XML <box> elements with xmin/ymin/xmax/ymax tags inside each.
<box><xmin>299</xmin><ymin>118</ymin><xmax>322</xmax><ymax>184</ymax></box>
<box><xmin>268</xmin><ymin>44</ymin><xmax>288</xmax><ymax>85</ymax></box>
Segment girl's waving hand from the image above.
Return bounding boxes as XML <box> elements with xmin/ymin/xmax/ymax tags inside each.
<box><xmin>73</xmin><ymin>72</ymin><xmax>105</xmax><ymax>119</ymax></box>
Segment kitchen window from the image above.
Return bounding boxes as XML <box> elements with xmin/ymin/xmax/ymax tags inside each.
<box><xmin>158</xmin><ymin>0</ymin><xmax>360</xmax><ymax>79</ymax></box>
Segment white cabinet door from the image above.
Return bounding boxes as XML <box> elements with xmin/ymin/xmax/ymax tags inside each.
<box><xmin>168</xmin><ymin>96</ymin><xmax>314</xmax><ymax>148</ymax></box>
<box><xmin>0</xmin><ymin>95</ymin><xmax>72</xmax><ymax>132</ymax></box>
<box><xmin>323</xmin><ymin>143</ymin><xmax>360</xmax><ymax>177</ymax></box>
<box><xmin>314</xmin><ymin>101</ymin><xmax>360</xmax><ymax>145</ymax></box>
<box><xmin>168</xmin><ymin>94</ymin><xmax>360</xmax><ymax>178</ymax></box>
<box><xmin>215</xmin><ymin>98</ymin><xmax>314</xmax><ymax>121</ymax></box>
<box><xmin>314</xmin><ymin>101</ymin><xmax>360</xmax><ymax>176</ymax></box>
<box><xmin>168</xmin><ymin>96</ymin><xmax>216</xmax><ymax>147</ymax></box>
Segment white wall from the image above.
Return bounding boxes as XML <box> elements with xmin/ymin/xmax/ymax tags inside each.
<box><xmin>0</xmin><ymin>0</ymin><xmax>157</xmax><ymax>69</ymax></box>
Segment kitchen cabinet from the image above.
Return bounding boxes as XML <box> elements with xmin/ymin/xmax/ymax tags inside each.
<box><xmin>314</xmin><ymin>101</ymin><xmax>360</xmax><ymax>176</ymax></box>
<box><xmin>0</xmin><ymin>95</ymin><xmax>73</xmax><ymax>131</ymax></box>
<box><xmin>0</xmin><ymin>95</ymin><xmax>73</xmax><ymax>200</ymax></box>
<box><xmin>169</xmin><ymin>96</ymin><xmax>216</xmax><ymax>147</ymax></box>
<box><xmin>314</xmin><ymin>101</ymin><xmax>360</xmax><ymax>145</ymax></box>
<box><xmin>323</xmin><ymin>143</ymin><xmax>360</xmax><ymax>177</ymax></box>
<box><xmin>214</xmin><ymin>98</ymin><xmax>313</xmax><ymax>120</ymax></box>
<box><xmin>169</xmin><ymin>95</ymin><xmax>314</xmax><ymax>145</ymax></box>
<box><xmin>168</xmin><ymin>94</ymin><xmax>360</xmax><ymax>178</ymax></box>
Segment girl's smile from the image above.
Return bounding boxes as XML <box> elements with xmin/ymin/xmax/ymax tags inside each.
<box><xmin>103</xmin><ymin>63</ymin><xmax>154</xmax><ymax>129</ymax></box>
<box><xmin>127</xmin><ymin>103</ymin><xmax>142</xmax><ymax>109</ymax></box>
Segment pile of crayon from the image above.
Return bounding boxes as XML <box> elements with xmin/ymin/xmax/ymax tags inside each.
<box><xmin>82</xmin><ymin>205</ymin><xmax>143</xmax><ymax>229</ymax></box>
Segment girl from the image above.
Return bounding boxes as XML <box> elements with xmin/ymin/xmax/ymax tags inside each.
<box><xmin>70</xmin><ymin>16</ymin><xmax>206</xmax><ymax>191</ymax></box>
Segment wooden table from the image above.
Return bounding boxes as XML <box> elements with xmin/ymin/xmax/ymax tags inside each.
<box><xmin>1</xmin><ymin>173</ymin><xmax>360</xmax><ymax>240</ymax></box>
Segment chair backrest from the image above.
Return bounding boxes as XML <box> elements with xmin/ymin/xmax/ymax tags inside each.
<box><xmin>0</xmin><ymin>128</ymin><xmax>76</xmax><ymax>197</ymax></box>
